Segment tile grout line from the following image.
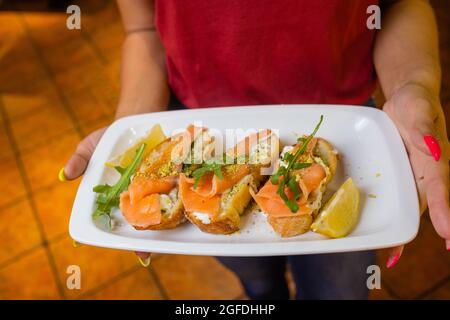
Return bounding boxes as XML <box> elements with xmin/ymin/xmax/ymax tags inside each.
<box><xmin>380</xmin><ymin>279</ymin><xmax>401</xmax><ymax>300</ymax></box>
<box><xmin>15</xmin><ymin>127</ymin><xmax>78</xmax><ymax>155</ymax></box>
<box><xmin>0</xmin><ymin>194</ymin><xmax>29</xmax><ymax>212</ymax></box>
<box><xmin>6</xmin><ymin>106</ymin><xmax>44</xmax><ymax>125</ymax></box>
<box><xmin>48</xmin><ymin>234</ymin><xmax>168</xmax><ymax>299</ymax></box>
<box><xmin>0</xmin><ymin>96</ymin><xmax>66</xmax><ymax>299</ymax></box>
<box><xmin>47</xmin><ymin>234</ymin><xmax>72</xmax><ymax>247</ymax></box>
<box><xmin>0</xmin><ymin>243</ymin><xmax>44</xmax><ymax>270</ymax></box>
<box><xmin>17</xmin><ymin>13</ymin><xmax>85</xmax><ymax>138</ymax></box>
<box><xmin>15</xmin><ymin>13</ymin><xmax>98</xmax><ymax>299</ymax></box>
<box><xmin>80</xmin><ymin>29</ymin><xmax>109</xmax><ymax>66</ymax></box>
<box><xmin>48</xmin><ymin>232</ymin><xmax>70</xmax><ymax>244</ymax></box>
<box><xmin>0</xmin><ymin>213</ymin><xmax>70</xmax><ymax>270</ymax></box>
<box><xmin>76</xmin><ymin>265</ymin><xmax>142</xmax><ymax>299</ymax></box>
<box><xmin>415</xmin><ymin>274</ymin><xmax>450</xmax><ymax>300</ymax></box>
<box><xmin>85</xmin><ymin>84</ymin><xmax>118</xmax><ymax>120</ymax></box>
<box><xmin>16</xmin><ymin>114</ymin><xmax>111</xmax><ymax>157</ymax></box>
<box><xmin>147</xmin><ymin>266</ymin><xmax>170</xmax><ymax>300</ymax></box>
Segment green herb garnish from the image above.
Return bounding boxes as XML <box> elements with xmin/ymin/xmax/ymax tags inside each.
<box><xmin>192</xmin><ymin>160</ymin><xmax>223</xmax><ymax>189</ymax></box>
<box><xmin>271</xmin><ymin>116</ymin><xmax>324</xmax><ymax>213</ymax></box>
<box><xmin>191</xmin><ymin>154</ymin><xmax>240</xmax><ymax>189</ymax></box>
<box><xmin>92</xmin><ymin>143</ymin><xmax>147</xmax><ymax>228</ymax></box>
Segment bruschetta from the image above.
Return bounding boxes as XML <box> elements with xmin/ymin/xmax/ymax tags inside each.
<box><xmin>252</xmin><ymin>136</ymin><xmax>337</xmax><ymax>237</ymax></box>
<box><xmin>119</xmin><ymin>125</ymin><xmax>212</xmax><ymax>230</ymax></box>
<box><xmin>179</xmin><ymin>129</ymin><xmax>280</xmax><ymax>234</ymax></box>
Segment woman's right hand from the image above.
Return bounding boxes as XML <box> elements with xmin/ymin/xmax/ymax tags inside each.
<box><xmin>62</xmin><ymin>127</ymin><xmax>107</xmax><ymax>180</ymax></box>
<box><xmin>62</xmin><ymin>127</ymin><xmax>152</xmax><ymax>267</ymax></box>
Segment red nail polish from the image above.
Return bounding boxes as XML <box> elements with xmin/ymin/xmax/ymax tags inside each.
<box><xmin>386</xmin><ymin>254</ymin><xmax>400</xmax><ymax>269</ymax></box>
<box><xmin>423</xmin><ymin>136</ymin><xmax>441</xmax><ymax>161</ymax></box>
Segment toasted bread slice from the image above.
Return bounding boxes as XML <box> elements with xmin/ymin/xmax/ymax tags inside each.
<box><xmin>185</xmin><ymin>174</ymin><xmax>260</xmax><ymax>234</ymax></box>
<box><xmin>313</xmin><ymin>138</ymin><xmax>337</xmax><ymax>185</ymax></box>
<box><xmin>121</xmin><ymin>125</ymin><xmax>207</xmax><ymax>230</ymax></box>
<box><xmin>262</xmin><ymin>137</ymin><xmax>338</xmax><ymax>237</ymax></box>
<box><xmin>182</xmin><ymin>130</ymin><xmax>280</xmax><ymax>234</ymax></box>
<box><xmin>267</xmin><ymin>214</ymin><xmax>313</xmax><ymax>238</ymax></box>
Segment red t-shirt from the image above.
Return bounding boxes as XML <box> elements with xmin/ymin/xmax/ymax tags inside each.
<box><xmin>155</xmin><ymin>0</ymin><xmax>378</xmax><ymax>108</ymax></box>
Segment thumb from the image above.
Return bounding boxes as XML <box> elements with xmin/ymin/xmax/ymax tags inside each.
<box><xmin>409</xmin><ymin>122</ymin><xmax>441</xmax><ymax>161</ymax></box>
<box><xmin>408</xmin><ymin>101</ymin><xmax>441</xmax><ymax>161</ymax></box>
<box><xmin>63</xmin><ymin>128</ymin><xmax>106</xmax><ymax>180</ymax></box>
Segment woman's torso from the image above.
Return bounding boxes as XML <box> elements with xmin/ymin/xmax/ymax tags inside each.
<box><xmin>155</xmin><ymin>0</ymin><xmax>379</xmax><ymax>108</ymax></box>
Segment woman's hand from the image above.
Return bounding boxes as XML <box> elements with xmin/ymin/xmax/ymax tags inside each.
<box><xmin>383</xmin><ymin>82</ymin><xmax>450</xmax><ymax>268</ymax></box>
<box><xmin>62</xmin><ymin>127</ymin><xmax>107</xmax><ymax>180</ymax></box>
<box><xmin>62</xmin><ymin>127</ymin><xmax>152</xmax><ymax>267</ymax></box>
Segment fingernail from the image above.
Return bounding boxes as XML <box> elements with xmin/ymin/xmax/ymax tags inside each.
<box><xmin>58</xmin><ymin>167</ymin><xmax>66</xmax><ymax>182</ymax></box>
<box><xmin>72</xmin><ymin>240</ymin><xmax>81</xmax><ymax>248</ymax></box>
<box><xmin>137</xmin><ymin>255</ymin><xmax>151</xmax><ymax>267</ymax></box>
<box><xmin>446</xmin><ymin>240</ymin><xmax>450</xmax><ymax>250</ymax></box>
<box><xmin>386</xmin><ymin>254</ymin><xmax>400</xmax><ymax>269</ymax></box>
<box><xmin>423</xmin><ymin>136</ymin><xmax>441</xmax><ymax>161</ymax></box>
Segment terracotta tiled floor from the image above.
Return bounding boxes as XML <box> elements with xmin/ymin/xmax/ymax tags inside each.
<box><xmin>0</xmin><ymin>1</ymin><xmax>448</xmax><ymax>300</ymax></box>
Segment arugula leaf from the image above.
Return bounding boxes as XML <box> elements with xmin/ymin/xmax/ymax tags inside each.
<box><xmin>276</xmin><ymin>181</ymin><xmax>299</xmax><ymax>213</ymax></box>
<box><xmin>282</xmin><ymin>152</ymin><xmax>294</xmax><ymax>162</ymax></box>
<box><xmin>114</xmin><ymin>166</ymin><xmax>126</xmax><ymax>175</ymax></box>
<box><xmin>270</xmin><ymin>166</ymin><xmax>286</xmax><ymax>184</ymax></box>
<box><xmin>191</xmin><ymin>153</ymin><xmax>242</xmax><ymax>189</ymax></box>
<box><xmin>271</xmin><ymin>116</ymin><xmax>324</xmax><ymax>213</ymax></box>
<box><xmin>93</xmin><ymin>184</ymin><xmax>111</xmax><ymax>193</ymax></box>
<box><xmin>92</xmin><ymin>143</ymin><xmax>147</xmax><ymax>228</ymax></box>
<box><xmin>192</xmin><ymin>161</ymin><xmax>223</xmax><ymax>189</ymax></box>
<box><xmin>292</xmin><ymin>162</ymin><xmax>312</xmax><ymax>170</ymax></box>
<box><xmin>287</xmin><ymin>176</ymin><xmax>301</xmax><ymax>201</ymax></box>
<box><xmin>297</xmin><ymin>137</ymin><xmax>307</xmax><ymax>144</ymax></box>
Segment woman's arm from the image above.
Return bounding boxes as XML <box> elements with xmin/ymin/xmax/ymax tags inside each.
<box><xmin>374</xmin><ymin>0</ymin><xmax>441</xmax><ymax>99</ymax></box>
<box><xmin>116</xmin><ymin>0</ymin><xmax>169</xmax><ymax>118</ymax></box>
<box><xmin>374</xmin><ymin>0</ymin><xmax>450</xmax><ymax>267</ymax></box>
<box><xmin>63</xmin><ymin>0</ymin><xmax>168</xmax><ymax>179</ymax></box>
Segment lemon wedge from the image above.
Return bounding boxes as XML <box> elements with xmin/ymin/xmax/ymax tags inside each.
<box><xmin>105</xmin><ymin>124</ymin><xmax>166</xmax><ymax>168</ymax></box>
<box><xmin>311</xmin><ymin>177</ymin><xmax>360</xmax><ymax>238</ymax></box>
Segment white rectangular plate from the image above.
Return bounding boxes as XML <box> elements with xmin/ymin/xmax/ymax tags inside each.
<box><xmin>69</xmin><ymin>105</ymin><xmax>419</xmax><ymax>256</ymax></box>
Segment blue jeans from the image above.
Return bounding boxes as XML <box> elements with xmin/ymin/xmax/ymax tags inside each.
<box><xmin>169</xmin><ymin>93</ymin><xmax>377</xmax><ymax>300</ymax></box>
<box><xmin>217</xmin><ymin>252</ymin><xmax>376</xmax><ymax>300</ymax></box>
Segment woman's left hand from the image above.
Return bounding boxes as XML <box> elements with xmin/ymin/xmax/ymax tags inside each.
<box><xmin>383</xmin><ymin>82</ymin><xmax>450</xmax><ymax>268</ymax></box>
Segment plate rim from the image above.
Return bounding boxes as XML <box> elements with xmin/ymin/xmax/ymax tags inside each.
<box><xmin>69</xmin><ymin>104</ymin><xmax>420</xmax><ymax>256</ymax></box>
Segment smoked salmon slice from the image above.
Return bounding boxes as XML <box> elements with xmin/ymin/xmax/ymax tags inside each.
<box><xmin>128</xmin><ymin>176</ymin><xmax>177</xmax><ymax>205</ymax></box>
<box><xmin>178</xmin><ymin>164</ymin><xmax>251</xmax><ymax>215</ymax></box>
<box><xmin>251</xmin><ymin>179</ymin><xmax>312</xmax><ymax>218</ymax></box>
<box><xmin>120</xmin><ymin>175</ymin><xmax>177</xmax><ymax>229</ymax></box>
<box><xmin>252</xmin><ymin>148</ymin><xmax>327</xmax><ymax>218</ymax></box>
<box><xmin>294</xmin><ymin>163</ymin><xmax>326</xmax><ymax>200</ymax></box>
<box><xmin>179</xmin><ymin>129</ymin><xmax>278</xmax><ymax>219</ymax></box>
<box><xmin>120</xmin><ymin>193</ymin><xmax>162</xmax><ymax>228</ymax></box>
<box><xmin>191</xmin><ymin>165</ymin><xmax>251</xmax><ymax>198</ymax></box>
<box><xmin>179</xmin><ymin>173</ymin><xmax>221</xmax><ymax>215</ymax></box>
<box><xmin>119</xmin><ymin>125</ymin><xmax>203</xmax><ymax>229</ymax></box>
<box><xmin>178</xmin><ymin>165</ymin><xmax>251</xmax><ymax>217</ymax></box>
<box><xmin>227</xmin><ymin>129</ymin><xmax>273</xmax><ymax>158</ymax></box>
